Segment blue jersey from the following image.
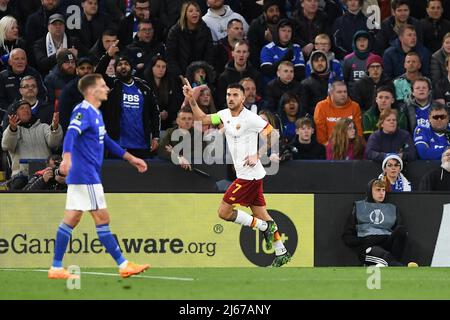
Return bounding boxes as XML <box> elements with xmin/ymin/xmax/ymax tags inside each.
<box><xmin>414</xmin><ymin>126</ymin><xmax>450</xmax><ymax>160</ymax></box>
<box><xmin>119</xmin><ymin>82</ymin><xmax>148</xmax><ymax>149</ymax></box>
<box><xmin>260</xmin><ymin>42</ymin><xmax>305</xmax><ymax>82</ymax></box>
<box><xmin>415</xmin><ymin>105</ymin><xmax>430</xmax><ymax>129</ymax></box>
<box><xmin>66</xmin><ymin>100</ymin><xmax>107</xmax><ymax>184</ymax></box>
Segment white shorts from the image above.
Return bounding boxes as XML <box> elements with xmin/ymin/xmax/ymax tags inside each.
<box><xmin>66</xmin><ymin>184</ymin><xmax>107</xmax><ymax>211</ymax></box>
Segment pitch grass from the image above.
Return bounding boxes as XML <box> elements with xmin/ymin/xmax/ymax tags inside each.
<box><xmin>1</xmin><ymin>267</ymin><xmax>450</xmax><ymax>300</ymax></box>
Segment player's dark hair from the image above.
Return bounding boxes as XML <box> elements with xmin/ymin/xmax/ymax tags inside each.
<box><xmin>78</xmin><ymin>73</ymin><xmax>103</xmax><ymax>95</ymax></box>
<box><xmin>227</xmin><ymin>83</ymin><xmax>245</xmax><ymax>94</ymax></box>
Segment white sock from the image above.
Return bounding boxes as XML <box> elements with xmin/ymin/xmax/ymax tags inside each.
<box><xmin>51</xmin><ymin>266</ymin><xmax>63</xmax><ymax>270</ymax></box>
<box><xmin>274</xmin><ymin>240</ymin><xmax>287</xmax><ymax>256</ymax></box>
<box><xmin>254</xmin><ymin>219</ymin><xmax>268</xmax><ymax>232</ymax></box>
<box><xmin>119</xmin><ymin>260</ymin><xmax>128</xmax><ymax>269</ymax></box>
<box><xmin>234</xmin><ymin>210</ymin><xmax>253</xmax><ymax>226</ymax></box>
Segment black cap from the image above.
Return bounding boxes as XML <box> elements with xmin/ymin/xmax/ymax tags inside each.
<box><xmin>10</xmin><ymin>100</ymin><xmax>31</xmax><ymax>115</ymax></box>
<box><xmin>76</xmin><ymin>56</ymin><xmax>94</xmax><ymax>67</ymax></box>
<box><xmin>48</xmin><ymin>13</ymin><xmax>65</xmax><ymax>25</ymax></box>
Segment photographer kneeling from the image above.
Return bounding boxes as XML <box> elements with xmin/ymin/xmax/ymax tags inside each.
<box><xmin>23</xmin><ymin>154</ymin><xmax>66</xmax><ymax>191</ymax></box>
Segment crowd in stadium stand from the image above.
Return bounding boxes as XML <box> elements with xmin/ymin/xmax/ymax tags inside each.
<box><xmin>1</xmin><ymin>0</ymin><xmax>450</xmax><ymax>191</ymax></box>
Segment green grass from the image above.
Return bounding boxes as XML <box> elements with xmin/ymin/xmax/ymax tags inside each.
<box><xmin>1</xmin><ymin>267</ymin><xmax>450</xmax><ymax>300</ymax></box>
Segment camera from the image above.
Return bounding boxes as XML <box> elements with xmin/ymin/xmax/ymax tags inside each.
<box><xmin>52</xmin><ymin>160</ymin><xmax>64</xmax><ymax>177</ymax></box>
<box><xmin>279</xmin><ymin>144</ymin><xmax>298</xmax><ymax>162</ymax></box>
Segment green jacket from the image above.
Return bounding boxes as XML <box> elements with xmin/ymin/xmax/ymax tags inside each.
<box><xmin>363</xmin><ymin>106</ymin><xmax>408</xmax><ymax>139</ymax></box>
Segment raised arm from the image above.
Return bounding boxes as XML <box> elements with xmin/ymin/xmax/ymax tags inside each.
<box><xmin>181</xmin><ymin>77</ymin><xmax>218</xmax><ymax>126</ymax></box>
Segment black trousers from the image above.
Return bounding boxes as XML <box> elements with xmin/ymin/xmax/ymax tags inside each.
<box><xmin>355</xmin><ymin>226</ymin><xmax>408</xmax><ymax>266</ymax></box>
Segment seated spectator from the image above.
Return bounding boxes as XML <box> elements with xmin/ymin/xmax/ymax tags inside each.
<box><xmin>44</xmin><ymin>49</ymin><xmax>77</xmax><ymax>107</ymax></box>
<box><xmin>277</xmin><ymin>92</ymin><xmax>302</xmax><ymax>142</ymax></box>
<box><xmin>332</xmin><ymin>0</ymin><xmax>369</xmax><ymax>60</ymax></box>
<box><xmin>343</xmin><ymin>30</ymin><xmax>377</xmax><ymax>96</ymax></box>
<box><xmin>265</xmin><ymin>61</ymin><xmax>301</xmax><ymax>113</ymax></box>
<box><xmin>240</xmin><ymin>77</ymin><xmax>267</xmax><ymax>114</ymax></box>
<box><xmin>404</xmin><ymin>76</ymin><xmax>438</xmax><ymax>132</ymax></box>
<box><xmin>166</xmin><ymin>1</ymin><xmax>215</xmax><ymax>77</ymax></box>
<box><xmin>414</xmin><ymin>103</ymin><xmax>450</xmax><ymax>160</ymax></box>
<box><xmin>202</xmin><ymin>0</ymin><xmax>249</xmax><ymax>43</ymax></box>
<box><xmin>58</xmin><ymin>56</ymin><xmax>95</xmax><ymax>134</ymax></box>
<box><xmin>363</xmin><ymin>86</ymin><xmax>408</xmax><ymax>140</ymax></box>
<box><xmin>393</xmin><ymin>52</ymin><xmax>423</xmax><ymax>103</ymax></box>
<box><xmin>430</xmin><ymin>32</ymin><xmax>450</xmax><ymax>91</ymax></box>
<box><xmin>23</xmin><ymin>154</ymin><xmax>66</xmax><ymax>191</ymax></box>
<box><xmin>314</xmin><ymin>80</ymin><xmax>363</xmax><ymax>145</ymax></box>
<box><xmin>419</xmin><ymin>146</ymin><xmax>450</xmax><ymax>191</ymax></box>
<box><xmin>89</xmin><ymin>28</ymin><xmax>118</xmax><ymax>66</ymax></box>
<box><xmin>365</xmin><ymin>108</ymin><xmax>417</xmax><ymax>162</ymax></box>
<box><xmin>185</xmin><ymin>60</ymin><xmax>216</xmax><ymax>90</ymax></box>
<box><xmin>420</xmin><ymin>0</ymin><xmax>450</xmax><ymax>53</ymax></box>
<box><xmin>213</xmin><ymin>18</ymin><xmax>245</xmax><ymax>75</ymax></box>
<box><xmin>300</xmin><ymin>50</ymin><xmax>332</xmax><ymax>117</ymax></box>
<box><xmin>304</xmin><ymin>34</ymin><xmax>343</xmax><ymax>82</ymax></box>
<box><xmin>33</xmin><ymin>13</ymin><xmax>87</xmax><ymax>76</ymax></box>
<box><xmin>287</xmin><ymin>117</ymin><xmax>326</xmax><ymax>160</ymax></box>
<box><xmin>0</xmin><ymin>48</ymin><xmax>47</xmax><ymax>115</ymax></box>
<box><xmin>378</xmin><ymin>153</ymin><xmax>412</xmax><ymax>192</ymax></box>
<box><xmin>383</xmin><ymin>24</ymin><xmax>430</xmax><ymax>79</ymax></box>
<box><xmin>326</xmin><ymin>117</ymin><xmax>365</xmax><ymax>160</ymax></box>
<box><xmin>1</xmin><ymin>100</ymin><xmax>63</xmax><ymax>189</ymax></box>
<box><xmin>1</xmin><ymin>75</ymin><xmax>53</xmax><ymax>131</ymax></box>
<box><xmin>434</xmin><ymin>53</ymin><xmax>450</xmax><ymax>108</ymax></box>
<box><xmin>0</xmin><ymin>15</ymin><xmax>25</xmax><ymax>72</ymax></box>
<box><xmin>352</xmin><ymin>55</ymin><xmax>394</xmax><ymax>112</ymax></box>
<box><xmin>260</xmin><ymin>18</ymin><xmax>305</xmax><ymax>84</ymax></box>
<box><xmin>216</xmin><ymin>40</ymin><xmax>262</xmax><ymax>110</ymax></box>
<box><xmin>124</xmin><ymin>19</ymin><xmax>166</xmax><ymax>77</ymax></box>
<box><xmin>143</xmin><ymin>54</ymin><xmax>183</xmax><ymax>131</ymax></box>
<box><xmin>342</xmin><ymin>178</ymin><xmax>417</xmax><ymax>267</ymax></box>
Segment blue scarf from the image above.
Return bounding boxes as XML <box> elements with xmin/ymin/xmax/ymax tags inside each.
<box><xmin>390</xmin><ymin>175</ymin><xmax>404</xmax><ymax>192</ymax></box>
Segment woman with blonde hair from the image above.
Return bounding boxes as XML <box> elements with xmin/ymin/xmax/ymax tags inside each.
<box><xmin>0</xmin><ymin>15</ymin><xmax>25</xmax><ymax>70</ymax></box>
<box><xmin>326</xmin><ymin>118</ymin><xmax>365</xmax><ymax>160</ymax></box>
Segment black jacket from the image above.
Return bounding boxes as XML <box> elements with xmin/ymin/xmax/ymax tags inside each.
<box><xmin>56</xmin><ymin>76</ymin><xmax>84</xmax><ymax>135</ymax></box>
<box><xmin>264</xmin><ymin>78</ymin><xmax>301</xmax><ymax>113</ymax></box>
<box><xmin>118</xmin><ymin>14</ymin><xmax>163</xmax><ymax>48</ymax></box>
<box><xmin>96</xmin><ymin>53</ymin><xmax>161</xmax><ymax>143</ymax></box>
<box><xmin>247</xmin><ymin>14</ymin><xmax>272</xmax><ymax>70</ymax></box>
<box><xmin>67</xmin><ymin>12</ymin><xmax>112</xmax><ymax>49</ymax></box>
<box><xmin>375</xmin><ymin>16</ymin><xmax>423</xmax><ymax>54</ymax></box>
<box><xmin>166</xmin><ymin>22</ymin><xmax>215</xmax><ymax>77</ymax></box>
<box><xmin>292</xmin><ymin>9</ymin><xmax>330</xmax><ymax>48</ymax></box>
<box><xmin>124</xmin><ymin>37</ymin><xmax>166</xmax><ymax>76</ymax></box>
<box><xmin>25</xmin><ymin>5</ymin><xmax>62</xmax><ymax>52</ymax></box>
<box><xmin>419</xmin><ymin>167</ymin><xmax>450</xmax><ymax>191</ymax></box>
<box><xmin>299</xmin><ymin>73</ymin><xmax>329</xmax><ymax>117</ymax></box>
<box><xmin>420</xmin><ymin>16</ymin><xmax>450</xmax><ymax>54</ymax></box>
<box><xmin>290</xmin><ymin>138</ymin><xmax>326</xmax><ymax>160</ymax></box>
<box><xmin>350</xmin><ymin>74</ymin><xmax>394</xmax><ymax>112</ymax></box>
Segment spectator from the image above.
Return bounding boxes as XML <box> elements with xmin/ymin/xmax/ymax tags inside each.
<box><xmin>0</xmin><ymin>15</ymin><xmax>25</xmax><ymax>72</ymax></box>
<box><xmin>58</xmin><ymin>56</ymin><xmax>94</xmax><ymax>134</ymax></box>
<box><xmin>393</xmin><ymin>52</ymin><xmax>425</xmax><ymax>103</ymax></box>
<box><xmin>383</xmin><ymin>24</ymin><xmax>431</xmax><ymax>79</ymax></box>
<box><xmin>23</xmin><ymin>154</ymin><xmax>66</xmax><ymax>191</ymax></box>
<box><xmin>414</xmin><ymin>103</ymin><xmax>450</xmax><ymax>160</ymax></box>
<box><xmin>363</xmin><ymin>86</ymin><xmax>408</xmax><ymax>140</ymax></box>
<box><xmin>216</xmin><ymin>40</ymin><xmax>262</xmax><ymax>110</ymax></box>
<box><xmin>32</xmin><ymin>13</ymin><xmax>87</xmax><ymax>75</ymax></box>
<box><xmin>1</xmin><ymin>99</ymin><xmax>63</xmax><ymax>189</ymax></box>
<box><xmin>375</xmin><ymin>0</ymin><xmax>423</xmax><ymax>53</ymax></box>
<box><xmin>0</xmin><ymin>0</ymin><xmax>18</xmax><ymax>22</ymax></box>
<box><xmin>291</xmin><ymin>0</ymin><xmax>330</xmax><ymax>59</ymax></box>
<box><xmin>89</xmin><ymin>28</ymin><xmax>118</xmax><ymax>66</ymax></box>
<box><xmin>260</xmin><ymin>18</ymin><xmax>305</xmax><ymax>84</ymax></box>
<box><xmin>420</xmin><ymin>0</ymin><xmax>450</xmax><ymax>53</ymax></box>
<box><xmin>185</xmin><ymin>60</ymin><xmax>216</xmax><ymax>90</ymax></box>
<box><xmin>304</xmin><ymin>33</ymin><xmax>343</xmax><ymax>82</ymax></box>
<box><xmin>313</xmin><ymin>80</ymin><xmax>363</xmax><ymax>145</ymax></box>
<box><xmin>124</xmin><ymin>19</ymin><xmax>166</xmax><ymax>77</ymax></box>
<box><xmin>240</xmin><ymin>77</ymin><xmax>267</xmax><ymax>114</ymax></box>
<box><xmin>434</xmin><ymin>49</ymin><xmax>450</xmax><ymax>107</ymax></box>
<box><xmin>143</xmin><ymin>54</ymin><xmax>183</xmax><ymax>131</ymax></box>
<box><xmin>277</xmin><ymin>91</ymin><xmax>302</xmax><ymax>142</ymax></box>
<box><xmin>214</xmin><ymin>18</ymin><xmax>245</xmax><ymax>75</ymax></box>
<box><xmin>365</xmin><ymin>108</ymin><xmax>417</xmax><ymax>162</ymax></box>
<box><xmin>326</xmin><ymin>117</ymin><xmax>365</xmax><ymax>160</ymax></box>
<box><xmin>67</xmin><ymin>0</ymin><xmax>111</xmax><ymax>50</ymax></box>
<box><xmin>265</xmin><ymin>61</ymin><xmax>301</xmax><ymax>113</ymax></box>
<box><xmin>96</xmin><ymin>54</ymin><xmax>160</xmax><ymax>158</ymax></box>
<box><xmin>202</xmin><ymin>0</ymin><xmax>249</xmax><ymax>43</ymax></box>
<box><xmin>404</xmin><ymin>76</ymin><xmax>438</xmax><ymax>133</ymax></box>
<box><xmin>430</xmin><ymin>32</ymin><xmax>450</xmax><ymax>90</ymax></box>
<box><xmin>343</xmin><ymin>30</ymin><xmax>378</xmax><ymax>96</ymax></box>
<box><xmin>247</xmin><ymin>0</ymin><xmax>281</xmax><ymax>70</ymax></box>
<box><xmin>44</xmin><ymin>49</ymin><xmax>77</xmax><ymax>107</ymax></box>
<box><xmin>342</xmin><ymin>178</ymin><xmax>417</xmax><ymax>267</ymax></box>
<box><xmin>166</xmin><ymin>1</ymin><xmax>215</xmax><ymax>77</ymax></box>
<box><xmin>378</xmin><ymin>153</ymin><xmax>412</xmax><ymax>192</ymax></box>
<box><xmin>287</xmin><ymin>117</ymin><xmax>325</xmax><ymax>160</ymax></box>
<box><xmin>0</xmin><ymin>48</ymin><xmax>47</xmax><ymax>114</ymax></box>
<box><xmin>159</xmin><ymin>0</ymin><xmax>186</xmax><ymax>38</ymax></box>
<box><xmin>352</xmin><ymin>54</ymin><xmax>394</xmax><ymax>112</ymax></box>
<box><xmin>332</xmin><ymin>0</ymin><xmax>369</xmax><ymax>60</ymax></box>
<box><xmin>300</xmin><ymin>50</ymin><xmax>331</xmax><ymax>117</ymax></box>
<box><xmin>118</xmin><ymin>0</ymin><xmax>163</xmax><ymax>47</ymax></box>
<box><xmin>1</xmin><ymin>75</ymin><xmax>53</xmax><ymax>130</ymax></box>
<box><xmin>419</xmin><ymin>146</ymin><xmax>450</xmax><ymax>191</ymax></box>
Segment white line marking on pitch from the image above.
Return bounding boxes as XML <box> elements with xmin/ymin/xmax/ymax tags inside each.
<box><xmin>0</xmin><ymin>268</ymin><xmax>195</xmax><ymax>281</ymax></box>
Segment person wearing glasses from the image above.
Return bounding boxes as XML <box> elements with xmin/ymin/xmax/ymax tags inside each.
<box><xmin>414</xmin><ymin>103</ymin><xmax>450</xmax><ymax>160</ymax></box>
<box><xmin>378</xmin><ymin>153</ymin><xmax>412</xmax><ymax>192</ymax></box>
